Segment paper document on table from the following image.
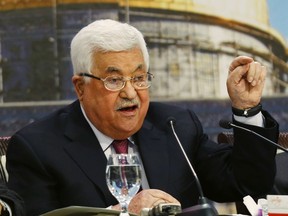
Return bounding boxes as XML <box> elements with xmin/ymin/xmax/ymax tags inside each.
<box><xmin>40</xmin><ymin>206</ymin><xmax>133</xmax><ymax>216</ymax></box>
<box><xmin>267</xmin><ymin>195</ymin><xmax>288</xmax><ymax>215</ymax></box>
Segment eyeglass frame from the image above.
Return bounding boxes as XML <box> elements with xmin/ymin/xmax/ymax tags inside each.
<box><xmin>78</xmin><ymin>72</ymin><xmax>154</xmax><ymax>91</ymax></box>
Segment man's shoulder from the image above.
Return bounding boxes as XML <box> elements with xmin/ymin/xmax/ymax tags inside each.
<box><xmin>15</xmin><ymin>100</ymin><xmax>80</xmax><ymax>134</ymax></box>
<box><xmin>147</xmin><ymin>101</ymin><xmax>192</xmax><ymax>122</ymax></box>
<box><xmin>144</xmin><ymin>102</ymin><xmax>200</xmax><ymax>132</ymax></box>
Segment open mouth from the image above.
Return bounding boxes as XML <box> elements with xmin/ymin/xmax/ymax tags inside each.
<box><xmin>118</xmin><ymin>105</ymin><xmax>138</xmax><ymax>111</ymax></box>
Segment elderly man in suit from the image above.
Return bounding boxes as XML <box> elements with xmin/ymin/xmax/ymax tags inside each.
<box><xmin>7</xmin><ymin>19</ymin><xmax>278</xmax><ymax>216</ymax></box>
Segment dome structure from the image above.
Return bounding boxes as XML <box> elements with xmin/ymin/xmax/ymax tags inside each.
<box><xmin>0</xmin><ymin>0</ymin><xmax>287</xmax><ymax>101</ymax></box>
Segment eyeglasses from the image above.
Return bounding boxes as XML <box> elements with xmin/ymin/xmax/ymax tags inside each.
<box><xmin>79</xmin><ymin>72</ymin><xmax>154</xmax><ymax>91</ymax></box>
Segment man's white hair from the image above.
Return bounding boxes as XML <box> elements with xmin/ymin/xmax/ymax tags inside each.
<box><xmin>70</xmin><ymin>19</ymin><xmax>149</xmax><ymax>75</ymax></box>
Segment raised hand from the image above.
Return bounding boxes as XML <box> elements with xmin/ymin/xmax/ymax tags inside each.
<box><xmin>226</xmin><ymin>56</ymin><xmax>267</xmax><ymax>109</ymax></box>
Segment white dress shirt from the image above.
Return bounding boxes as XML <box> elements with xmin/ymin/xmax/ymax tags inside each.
<box><xmin>80</xmin><ymin>105</ymin><xmax>150</xmax><ymax>189</ymax></box>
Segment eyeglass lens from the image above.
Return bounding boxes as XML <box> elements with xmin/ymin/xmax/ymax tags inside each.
<box><xmin>104</xmin><ymin>73</ymin><xmax>152</xmax><ymax>91</ymax></box>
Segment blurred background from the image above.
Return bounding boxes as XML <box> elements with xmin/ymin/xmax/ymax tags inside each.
<box><xmin>0</xmin><ymin>0</ymin><xmax>287</xmax><ymax>140</ymax></box>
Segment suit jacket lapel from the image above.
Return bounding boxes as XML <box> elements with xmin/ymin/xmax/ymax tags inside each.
<box><xmin>62</xmin><ymin>102</ymin><xmax>116</xmax><ymax>204</ymax></box>
<box><xmin>136</xmin><ymin>120</ymin><xmax>170</xmax><ymax>191</ymax></box>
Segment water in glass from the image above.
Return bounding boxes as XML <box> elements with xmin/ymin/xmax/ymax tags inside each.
<box><xmin>106</xmin><ymin>154</ymin><xmax>142</xmax><ymax>215</ymax></box>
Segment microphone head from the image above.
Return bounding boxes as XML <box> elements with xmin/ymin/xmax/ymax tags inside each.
<box><xmin>166</xmin><ymin>116</ymin><xmax>176</xmax><ymax>126</ymax></box>
<box><xmin>219</xmin><ymin>119</ymin><xmax>233</xmax><ymax>129</ymax></box>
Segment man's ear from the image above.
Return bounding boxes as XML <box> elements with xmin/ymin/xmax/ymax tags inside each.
<box><xmin>72</xmin><ymin>75</ymin><xmax>85</xmax><ymax>100</ymax></box>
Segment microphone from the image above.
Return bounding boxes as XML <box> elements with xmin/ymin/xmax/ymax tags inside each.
<box><xmin>167</xmin><ymin>117</ymin><xmax>218</xmax><ymax>216</ymax></box>
<box><xmin>219</xmin><ymin>119</ymin><xmax>288</xmax><ymax>153</ymax></box>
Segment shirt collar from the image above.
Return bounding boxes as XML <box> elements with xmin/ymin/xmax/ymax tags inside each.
<box><xmin>80</xmin><ymin>105</ymin><xmax>112</xmax><ymax>152</ymax></box>
<box><xmin>80</xmin><ymin>104</ymin><xmax>135</xmax><ymax>152</ymax></box>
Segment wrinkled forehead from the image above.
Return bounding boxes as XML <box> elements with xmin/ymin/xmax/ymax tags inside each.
<box><xmin>91</xmin><ymin>48</ymin><xmax>147</xmax><ymax>74</ymax></box>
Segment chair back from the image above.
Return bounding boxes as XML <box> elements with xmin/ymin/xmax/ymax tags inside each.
<box><xmin>0</xmin><ymin>137</ymin><xmax>10</xmax><ymax>183</ymax></box>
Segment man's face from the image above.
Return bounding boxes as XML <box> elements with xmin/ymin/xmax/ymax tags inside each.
<box><xmin>72</xmin><ymin>48</ymin><xmax>150</xmax><ymax>139</ymax></box>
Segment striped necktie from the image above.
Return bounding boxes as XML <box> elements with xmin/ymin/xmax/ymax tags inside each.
<box><xmin>112</xmin><ymin>139</ymin><xmax>129</xmax><ymax>154</ymax></box>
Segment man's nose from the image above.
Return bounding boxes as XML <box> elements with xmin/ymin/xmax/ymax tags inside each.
<box><xmin>119</xmin><ymin>80</ymin><xmax>137</xmax><ymax>99</ymax></box>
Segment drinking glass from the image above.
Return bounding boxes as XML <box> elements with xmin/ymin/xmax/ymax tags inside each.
<box><xmin>106</xmin><ymin>154</ymin><xmax>142</xmax><ymax>215</ymax></box>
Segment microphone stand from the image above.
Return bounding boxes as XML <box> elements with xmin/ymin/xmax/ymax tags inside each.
<box><xmin>167</xmin><ymin>118</ymin><xmax>218</xmax><ymax>216</ymax></box>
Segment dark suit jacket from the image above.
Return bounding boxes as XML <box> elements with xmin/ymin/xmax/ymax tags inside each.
<box><xmin>0</xmin><ymin>182</ymin><xmax>25</xmax><ymax>216</ymax></box>
<box><xmin>6</xmin><ymin>101</ymin><xmax>278</xmax><ymax>216</ymax></box>
<box><xmin>270</xmin><ymin>152</ymin><xmax>288</xmax><ymax>194</ymax></box>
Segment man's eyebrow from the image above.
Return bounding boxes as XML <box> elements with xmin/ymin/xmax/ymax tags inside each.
<box><xmin>105</xmin><ymin>64</ymin><xmax>144</xmax><ymax>74</ymax></box>
<box><xmin>106</xmin><ymin>66</ymin><xmax>120</xmax><ymax>73</ymax></box>
<box><xmin>132</xmin><ymin>64</ymin><xmax>144</xmax><ymax>73</ymax></box>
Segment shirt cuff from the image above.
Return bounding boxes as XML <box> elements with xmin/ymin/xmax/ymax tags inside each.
<box><xmin>233</xmin><ymin>112</ymin><xmax>264</xmax><ymax>128</ymax></box>
<box><xmin>0</xmin><ymin>199</ymin><xmax>12</xmax><ymax>216</ymax></box>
